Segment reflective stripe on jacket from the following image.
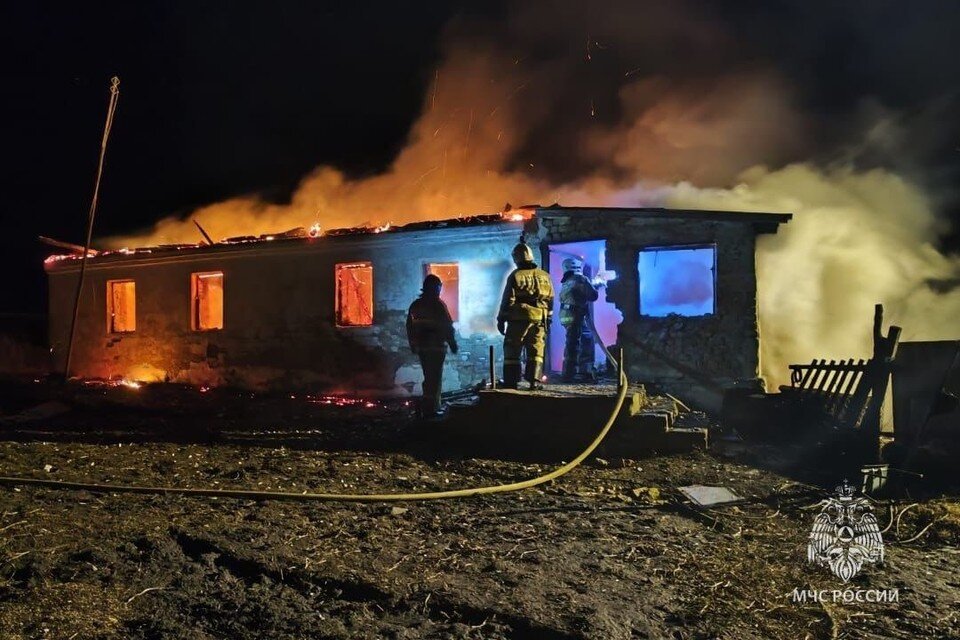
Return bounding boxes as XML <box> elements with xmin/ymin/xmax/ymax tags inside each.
<box><xmin>498</xmin><ymin>264</ymin><xmax>554</xmax><ymax>323</ymax></box>
<box><xmin>559</xmin><ymin>272</ymin><xmax>599</xmax><ymax>326</ymax></box>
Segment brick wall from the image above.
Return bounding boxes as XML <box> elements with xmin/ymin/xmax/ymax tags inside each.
<box><xmin>532</xmin><ymin>210</ymin><xmax>764</xmax><ymax>410</ymax></box>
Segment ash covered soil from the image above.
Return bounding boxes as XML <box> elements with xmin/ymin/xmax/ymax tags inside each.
<box><xmin>0</xmin><ymin>380</ymin><xmax>959</xmax><ymax>639</ymax></box>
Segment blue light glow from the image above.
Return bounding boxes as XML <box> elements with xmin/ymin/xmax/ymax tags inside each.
<box><xmin>547</xmin><ymin>240</ymin><xmax>623</xmax><ymax>372</ymax></box>
<box><xmin>638</xmin><ymin>246</ymin><xmax>715</xmax><ymax>317</ymax></box>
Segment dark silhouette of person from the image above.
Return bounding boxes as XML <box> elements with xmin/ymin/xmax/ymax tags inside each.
<box><xmin>406</xmin><ymin>274</ymin><xmax>458</xmax><ymax>416</ymax></box>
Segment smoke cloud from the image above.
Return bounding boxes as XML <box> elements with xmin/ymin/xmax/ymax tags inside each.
<box><xmin>660</xmin><ymin>165</ymin><xmax>960</xmax><ymax>387</ymax></box>
<box><xmin>105</xmin><ymin>0</ymin><xmax>960</xmax><ymax>386</ymax></box>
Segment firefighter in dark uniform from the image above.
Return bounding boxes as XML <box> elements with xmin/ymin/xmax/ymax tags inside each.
<box><xmin>560</xmin><ymin>256</ymin><xmax>601</xmax><ymax>382</ymax></box>
<box><xmin>497</xmin><ymin>242</ymin><xmax>554</xmax><ymax>390</ymax></box>
<box><xmin>406</xmin><ymin>274</ymin><xmax>458</xmax><ymax>417</ymax></box>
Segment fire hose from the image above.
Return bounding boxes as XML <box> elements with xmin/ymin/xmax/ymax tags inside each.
<box><xmin>587</xmin><ymin>313</ymin><xmax>618</xmax><ymax>377</ymax></box>
<box><xmin>10</xmin><ymin>82</ymin><xmax>631</xmax><ymax>503</ymax></box>
<box><xmin>0</xmin><ymin>352</ymin><xmax>628</xmax><ymax>503</ymax></box>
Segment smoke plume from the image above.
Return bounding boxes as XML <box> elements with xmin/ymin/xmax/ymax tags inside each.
<box><xmin>661</xmin><ymin>166</ymin><xmax>960</xmax><ymax>387</ymax></box>
<box><xmin>105</xmin><ymin>0</ymin><xmax>960</xmax><ymax>386</ymax></box>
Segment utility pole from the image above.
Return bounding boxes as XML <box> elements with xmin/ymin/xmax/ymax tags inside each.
<box><xmin>63</xmin><ymin>76</ymin><xmax>121</xmax><ymax>380</ymax></box>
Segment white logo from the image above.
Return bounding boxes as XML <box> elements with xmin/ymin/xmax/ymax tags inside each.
<box><xmin>807</xmin><ymin>480</ymin><xmax>884</xmax><ymax>583</ymax></box>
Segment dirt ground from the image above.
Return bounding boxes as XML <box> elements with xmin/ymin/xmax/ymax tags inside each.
<box><xmin>1</xmin><ymin>379</ymin><xmax>959</xmax><ymax>639</ymax></box>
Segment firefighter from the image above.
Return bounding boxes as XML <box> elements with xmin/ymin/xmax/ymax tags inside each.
<box><xmin>497</xmin><ymin>242</ymin><xmax>554</xmax><ymax>390</ymax></box>
<box><xmin>406</xmin><ymin>274</ymin><xmax>458</xmax><ymax>417</ymax></box>
<box><xmin>559</xmin><ymin>256</ymin><xmax>601</xmax><ymax>382</ymax></box>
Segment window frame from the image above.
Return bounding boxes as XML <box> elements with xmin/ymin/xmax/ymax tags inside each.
<box><xmin>190</xmin><ymin>271</ymin><xmax>225</xmax><ymax>332</ymax></box>
<box><xmin>636</xmin><ymin>243</ymin><xmax>718</xmax><ymax>318</ymax></box>
<box><xmin>334</xmin><ymin>261</ymin><xmax>375</xmax><ymax>327</ymax></box>
<box><xmin>422</xmin><ymin>261</ymin><xmax>460</xmax><ymax>322</ymax></box>
<box><xmin>106</xmin><ymin>279</ymin><xmax>137</xmax><ymax>334</ymax></box>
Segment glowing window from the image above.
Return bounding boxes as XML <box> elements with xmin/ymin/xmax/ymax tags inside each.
<box><xmin>424</xmin><ymin>263</ymin><xmax>459</xmax><ymax>321</ymax></box>
<box><xmin>107</xmin><ymin>280</ymin><xmax>136</xmax><ymax>333</ymax></box>
<box><xmin>336</xmin><ymin>262</ymin><xmax>374</xmax><ymax>326</ymax></box>
<box><xmin>191</xmin><ymin>272</ymin><xmax>224</xmax><ymax>330</ymax></box>
<box><xmin>638</xmin><ymin>246</ymin><xmax>716</xmax><ymax>317</ymax></box>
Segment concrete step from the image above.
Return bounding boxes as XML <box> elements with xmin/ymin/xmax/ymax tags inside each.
<box><xmin>639</xmin><ymin>394</ymin><xmax>679</xmax><ymax>427</ymax></box>
<box><xmin>616</xmin><ymin>393</ymin><xmax>709</xmax><ymax>456</ymax></box>
<box><xmin>600</xmin><ymin>412</ymin><xmax>708</xmax><ymax>458</ymax></box>
<box><xmin>435</xmin><ymin>382</ymin><xmax>707</xmax><ymax>461</ymax></box>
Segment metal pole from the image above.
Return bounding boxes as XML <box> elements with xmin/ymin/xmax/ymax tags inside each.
<box><xmin>618</xmin><ymin>347</ymin><xmax>625</xmax><ymax>391</ymax></box>
<box><xmin>63</xmin><ymin>77</ymin><xmax>121</xmax><ymax>380</ymax></box>
<box><xmin>489</xmin><ymin>344</ymin><xmax>496</xmax><ymax>389</ymax></box>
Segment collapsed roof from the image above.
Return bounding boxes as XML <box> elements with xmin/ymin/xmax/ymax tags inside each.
<box><xmin>43</xmin><ymin>205</ymin><xmax>792</xmax><ymax>270</ymax></box>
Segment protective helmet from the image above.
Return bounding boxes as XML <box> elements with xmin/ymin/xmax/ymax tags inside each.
<box><xmin>561</xmin><ymin>257</ymin><xmax>584</xmax><ymax>273</ymax></box>
<box><xmin>422</xmin><ymin>273</ymin><xmax>442</xmax><ymax>296</ymax></box>
<box><xmin>511</xmin><ymin>242</ymin><xmax>535</xmax><ymax>266</ymax></box>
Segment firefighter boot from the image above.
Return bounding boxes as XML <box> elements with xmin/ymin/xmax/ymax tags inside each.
<box><xmin>527</xmin><ymin>363</ymin><xmax>545</xmax><ymax>391</ymax></box>
<box><xmin>502</xmin><ymin>363</ymin><xmax>521</xmax><ymax>389</ymax></box>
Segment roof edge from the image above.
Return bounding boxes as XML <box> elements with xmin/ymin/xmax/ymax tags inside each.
<box><xmin>45</xmin><ymin>218</ymin><xmax>522</xmax><ymax>273</ymax></box>
<box><xmin>535</xmin><ymin>205</ymin><xmax>793</xmax><ymax>225</ymax></box>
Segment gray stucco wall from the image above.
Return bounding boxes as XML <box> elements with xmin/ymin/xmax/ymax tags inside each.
<box><xmin>47</xmin><ymin>222</ymin><xmax>521</xmax><ymax>397</ymax></box>
<box><xmin>531</xmin><ymin>210</ymin><xmax>764</xmax><ymax>411</ymax></box>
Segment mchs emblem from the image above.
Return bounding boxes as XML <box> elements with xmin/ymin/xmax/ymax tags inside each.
<box><xmin>807</xmin><ymin>480</ymin><xmax>885</xmax><ymax>583</ymax></box>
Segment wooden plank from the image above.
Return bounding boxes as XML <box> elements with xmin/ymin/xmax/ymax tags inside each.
<box><xmin>808</xmin><ymin>359</ymin><xmax>829</xmax><ymax>391</ymax></box>
<box><xmin>798</xmin><ymin>359</ymin><xmax>818</xmax><ymax>388</ymax></box>
<box><xmin>825</xmin><ymin>359</ymin><xmax>852</xmax><ymax>412</ymax></box>
<box><xmin>814</xmin><ymin>360</ymin><xmax>838</xmax><ymax>392</ymax></box>
<box><xmin>860</xmin><ymin>325</ymin><xmax>902</xmax><ymax>446</ymax></box>
<box><xmin>834</xmin><ymin>360</ymin><xmax>866</xmax><ymax>422</ymax></box>
<box><xmin>826</xmin><ymin>359</ymin><xmax>849</xmax><ymax>394</ymax></box>
<box><xmin>779</xmin><ymin>305</ymin><xmax>903</xmax><ymax>440</ymax></box>
<box><xmin>844</xmin><ymin>361</ymin><xmax>877</xmax><ymax>429</ymax></box>
<box><xmin>38</xmin><ymin>236</ymin><xmax>99</xmax><ymax>255</ymax></box>
<box><xmin>193</xmin><ymin>220</ymin><xmax>215</xmax><ymax>245</ymax></box>
<box><xmin>838</xmin><ymin>359</ymin><xmax>866</xmax><ymax>397</ymax></box>
<box><xmin>789</xmin><ymin>366</ymin><xmax>804</xmax><ymax>386</ymax></box>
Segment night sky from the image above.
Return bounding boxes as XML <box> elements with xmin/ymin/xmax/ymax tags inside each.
<box><xmin>3</xmin><ymin>1</ymin><xmax>959</xmax><ymax>316</ymax></box>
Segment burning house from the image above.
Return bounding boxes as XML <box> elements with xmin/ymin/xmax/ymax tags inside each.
<box><xmin>45</xmin><ymin>205</ymin><xmax>790</xmax><ymax>410</ymax></box>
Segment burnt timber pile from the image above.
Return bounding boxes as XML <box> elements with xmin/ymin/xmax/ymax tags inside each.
<box><xmin>723</xmin><ymin>303</ymin><xmax>960</xmax><ymax>490</ymax></box>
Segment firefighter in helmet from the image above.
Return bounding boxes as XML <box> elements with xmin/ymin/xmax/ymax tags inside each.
<box><xmin>560</xmin><ymin>256</ymin><xmax>601</xmax><ymax>382</ymax></box>
<box><xmin>497</xmin><ymin>241</ymin><xmax>554</xmax><ymax>390</ymax></box>
<box><xmin>406</xmin><ymin>274</ymin><xmax>458</xmax><ymax>417</ymax></box>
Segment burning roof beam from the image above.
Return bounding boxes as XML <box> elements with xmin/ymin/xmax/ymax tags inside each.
<box><xmin>193</xmin><ymin>220</ymin><xmax>215</xmax><ymax>246</ymax></box>
<box><xmin>38</xmin><ymin>236</ymin><xmax>100</xmax><ymax>256</ymax></box>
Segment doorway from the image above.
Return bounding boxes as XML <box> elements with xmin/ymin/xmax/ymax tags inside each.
<box><xmin>546</xmin><ymin>240</ymin><xmax>622</xmax><ymax>374</ymax></box>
